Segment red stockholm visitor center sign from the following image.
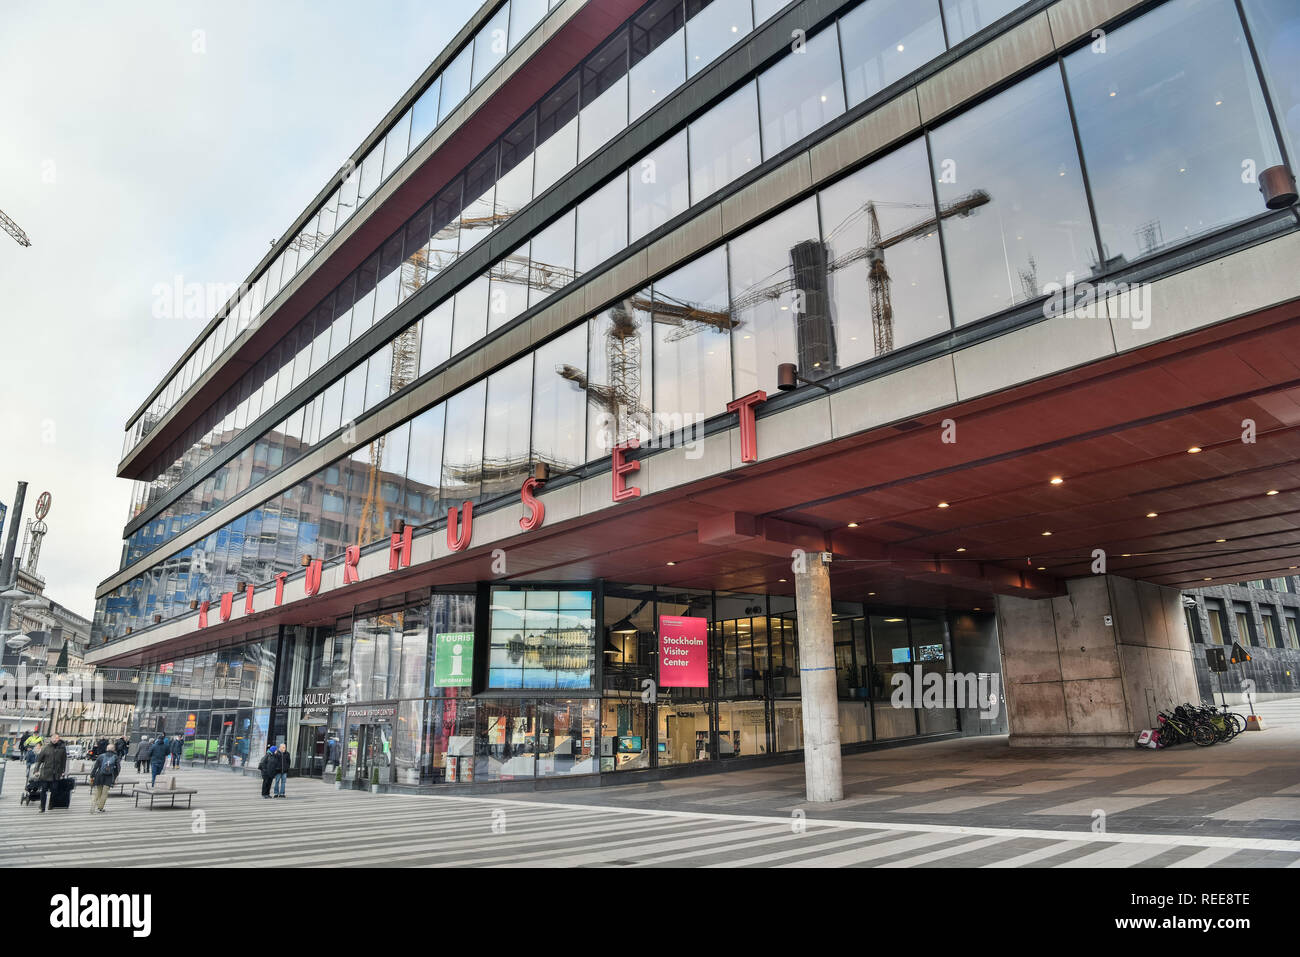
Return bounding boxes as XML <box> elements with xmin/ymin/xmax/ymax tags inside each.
<box><xmin>658</xmin><ymin>615</ymin><xmax>709</xmax><ymax>688</ymax></box>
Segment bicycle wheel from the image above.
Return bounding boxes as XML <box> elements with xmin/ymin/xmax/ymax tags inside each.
<box><xmin>1192</xmin><ymin>723</ymin><xmax>1217</xmax><ymax>747</ymax></box>
<box><xmin>1227</xmin><ymin>714</ymin><xmax>1246</xmax><ymax>737</ymax></box>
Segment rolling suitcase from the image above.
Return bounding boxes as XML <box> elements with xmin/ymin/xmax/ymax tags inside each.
<box><xmin>48</xmin><ymin>777</ymin><xmax>75</xmax><ymax>809</ymax></box>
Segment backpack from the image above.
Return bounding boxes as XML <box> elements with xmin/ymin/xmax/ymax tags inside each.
<box><xmin>99</xmin><ymin>752</ymin><xmax>119</xmax><ymax>777</ymax></box>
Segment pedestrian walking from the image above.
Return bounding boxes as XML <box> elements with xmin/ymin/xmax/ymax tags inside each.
<box><xmin>273</xmin><ymin>743</ymin><xmax>290</xmax><ymax>798</ymax></box>
<box><xmin>169</xmin><ymin>735</ymin><xmax>182</xmax><ymax>768</ymax></box>
<box><xmin>31</xmin><ymin>734</ymin><xmax>68</xmax><ymax>813</ymax></box>
<box><xmin>114</xmin><ymin>735</ymin><xmax>129</xmax><ymax>762</ymax></box>
<box><xmin>132</xmin><ymin>737</ymin><xmax>151</xmax><ymax>774</ymax></box>
<box><xmin>24</xmin><ymin>744</ymin><xmax>37</xmax><ymax>779</ymax></box>
<box><xmin>149</xmin><ymin>735</ymin><xmax>170</xmax><ymax>787</ymax></box>
<box><xmin>258</xmin><ymin>746</ymin><xmax>277</xmax><ymax>798</ymax></box>
<box><xmin>89</xmin><ymin>744</ymin><xmax>119</xmax><ymax>814</ymax></box>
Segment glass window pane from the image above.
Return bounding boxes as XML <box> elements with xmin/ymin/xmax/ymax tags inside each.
<box><xmin>441</xmin><ymin>380</ymin><xmax>487</xmax><ymax>505</ymax></box>
<box><xmin>630</xmin><ymin>129</ymin><xmax>689</xmax><ymax>241</ymax></box>
<box><xmin>1066</xmin><ymin>0</ymin><xmax>1282</xmax><ymax>263</ymax></box>
<box><xmin>652</xmin><ymin>247</ymin><xmax>734</xmax><ymax>437</ymax></box>
<box><xmin>510</xmin><ymin>0</ymin><xmax>548</xmax><ymax>48</ymax></box>
<box><xmin>575</xmin><ymin>172</ymin><xmax>628</xmax><ymax>274</ymax></box>
<box><xmin>587</xmin><ymin>297</ymin><xmax>651</xmax><ymax>456</ymax></box>
<box><xmin>418</xmin><ymin>299</ymin><xmax>455</xmax><ymax>376</ymax></box>
<box><xmin>483</xmin><ymin>354</ymin><xmax>534</xmax><ymax>498</ymax></box>
<box><xmin>381</xmin><ymin>109</ymin><xmax>412</xmax><ymax>181</ymax></box>
<box><xmin>472</xmin><ymin>3</ymin><xmax>511</xmax><ymax>89</ymax></box>
<box><xmin>840</xmin><ymin>0</ymin><xmax>945</xmax><ymax>108</ymax></box>
<box><xmin>406</xmin><ymin>403</ymin><xmax>446</xmax><ymax>527</ymax></box>
<box><xmin>942</xmin><ymin>0</ymin><xmax>1024</xmax><ymax>45</ymax></box>
<box><xmin>688</xmin><ymin>81</ymin><xmax>760</xmax><ymax>204</ymax></box>
<box><xmin>460</xmin><ymin>146</ymin><xmax>498</xmax><ymax>253</ymax></box>
<box><xmin>579</xmin><ymin>28</ymin><xmax>629</xmax><ymax>162</ymax></box>
<box><xmin>488</xmin><ymin>243</ymin><xmax>531</xmax><ymax>333</ymax></box>
<box><xmin>533</xmin><ymin>324</ymin><xmax>588</xmax><ymax>472</ymax></box>
<box><xmin>452</xmin><ymin>275</ymin><xmax>490</xmax><ymax>355</ymax></box>
<box><xmin>686</xmin><ymin>0</ymin><xmax>752</xmax><ymax>78</ymax></box>
<box><xmin>496</xmin><ymin>111</ymin><xmax>536</xmax><ymax>226</ymax></box>
<box><xmin>929</xmin><ymin>66</ymin><xmax>1096</xmax><ymax>325</ymax></box>
<box><xmin>818</xmin><ymin>137</ymin><xmax>950</xmax><ymax>362</ymax></box>
<box><xmin>630</xmin><ymin>0</ymin><xmax>686</xmax><ymax>120</ymax></box>
<box><xmin>535</xmin><ymin>74</ymin><xmax>580</xmax><ymax>196</ymax></box>
<box><xmin>357</xmin><ymin>143</ymin><xmax>385</xmax><ymax>205</ymax></box>
<box><xmin>528</xmin><ymin>210</ymin><xmax>575</xmax><ymax>307</ymax></box>
<box><xmin>410</xmin><ymin>76</ymin><xmax>442</xmax><ymax>148</ymax></box>
<box><xmin>758</xmin><ymin>25</ymin><xmax>845</xmax><ymax>159</ymax></box>
<box><xmin>1243</xmin><ymin>0</ymin><xmax>1300</xmax><ymax>166</ymax></box>
<box><xmin>729</xmin><ymin>197</ymin><xmax>822</xmax><ymax>396</ymax></box>
<box><xmin>439</xmin><ymin>44</ymin><xmax>475</xmax><ymax>124</ymax></box>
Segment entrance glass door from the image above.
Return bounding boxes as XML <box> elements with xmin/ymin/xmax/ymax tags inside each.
<box><xmin>296</xmin><ymin>722</ymin><xmax>327</xmax><ymax>777</ymax></box>
<box><xmin>347</xmin><ymin>722</ymin><xmax>395</xmax><ymax>785</ymax></box>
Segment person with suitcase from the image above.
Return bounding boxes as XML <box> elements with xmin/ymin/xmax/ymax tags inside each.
<box><xmin>31</xmin><ymin>734</ymin><xmax>68</xmax><ymax>813</ymax></box>
<box><xmin>89</xmin><ymin>744</ymin><xmax>119</xmax><ymax>814</ymax></box>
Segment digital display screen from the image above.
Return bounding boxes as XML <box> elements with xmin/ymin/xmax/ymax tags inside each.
<box><xmin>891</xmin><ymin>647</ymin><xmax>912</xmax><ymax>664</ymax></box>
<box><xmin>617</xmin><ymin>736</ymin><xmax>643</xmax><ymax>753</ymax></box>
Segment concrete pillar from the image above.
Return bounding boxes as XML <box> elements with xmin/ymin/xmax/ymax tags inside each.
<box><xmin>996</xmin><ymin>575</ymin><xmax>1200</xmax><ymax>747</ymax></box>
<box><xmin>794</xmin><ymin>553</ymin><xmax>842</xmax><ymax>802</ymax></box>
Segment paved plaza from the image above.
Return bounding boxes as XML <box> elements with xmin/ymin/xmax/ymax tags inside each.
<box><xmin>2</xmin><ymin>699</ymin><xmax>1297</xmax><ymax>868</ymax></box>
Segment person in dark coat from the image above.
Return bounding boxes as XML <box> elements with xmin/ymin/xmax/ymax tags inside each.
<box><xmin>258</xmin><ymin>746</ymin><xmax>278</xmax><ymax>798</ymax></box>
<box><xmin>114</xmin><ymin>736</ymin><xmax>129</xmax><ymax>766</ymax></box>
<box><xmin>149</xmin><ymin>735</ymin><xmax>170</xmax><ymax>787</ymax></box>
<box><xmin>132</xmin><ymin>737</ymin><xmax>151</xmax><ymax>774</ymax></box>
<box><xmin>92</xmin><ymin>737</ymin><xmax>109</xmax><ymax>758</ymax></box>
<box><xmin>89</xmin><ymin>744</ymin><xmax>120</xmax><ymax>813</ymax></box>
<box><xmin>273</xmin><ymin>744</ymin><xmax>290</xmax><ymax>798</ymax></box>
<box><xmin>31</xmin><ymin>734</ymin><xmax>68</xmax><ymax>813</ymax></box>
<box><xmin>169</xmin><ymin>735</ymin><xmax>183</xmax><ymax>768</ymax></box>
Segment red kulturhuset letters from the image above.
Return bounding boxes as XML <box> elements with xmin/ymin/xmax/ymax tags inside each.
<box><xmin>195</xmin><ymin>393</ymin><xmax>767</xmax><ymax>629</ymax></box>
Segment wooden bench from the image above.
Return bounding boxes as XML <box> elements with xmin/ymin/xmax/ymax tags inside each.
<box><xmin>132</xmin><ymin>786</ymin><xmax>197</xmax><ymax>809</ymax></box>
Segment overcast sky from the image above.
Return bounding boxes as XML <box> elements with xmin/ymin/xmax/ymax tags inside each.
<box><xmin>0</xmin><ymin>0</ymin><xmax>480</xmax><ymax>620</ymax></box>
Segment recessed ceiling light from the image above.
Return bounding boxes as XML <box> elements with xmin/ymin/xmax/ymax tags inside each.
<box><xmin>666</xmin><ymin>561</ymin><xmax>676</xmax><ymax>566</ymax></box>
<box><xmin>1146</xmin><ymin>512</ymin><xmax>1158</xmax><ymax>518</ymax></box>
<box><xmin>1203</xmin><ymin>577</ymin><xmax>1213</xmax><ymax>581</ymax></box>
<box><xmin>956</xmin><ymin>547</ymin><xmax>966</xmax><ymax>553</ymax></box>
<box><xmin>1050</xmin><ymin>477</ymin><xmax>1063</xmax><ymax>485</ymax></box>
<box><xmin>867</xmin><ymin>592</ymin><xmax>875</xmax><ymax>596</ymax></box>
<box><xmin>778</xmin><ymin>578</ymin><xmax>787</xmax><ymax>583</ymax></box>
<box><xmin>1215</xmin><ymin>538</ymin><xmax>1226</xmax><ymax>543</ymax></box>
<box><xmin>937</xmin><ymin>502</ymin><xmax>950</xmax><ymax>509</ymax></box>
<box><xmin>885</xmin><ymin>617</ymin><xmax>904</xmax><ymax>623</ymax></box>
<box><xmin>1187</xmin><ymin>446</ymin><xmax>1202</xmax><ymax>454</ymax></box>
<box><xmin>1041</xmin><ymin>531</ymin><xmax>1052</xmax><ymax>536</ymax></box>
<box><xmin>972</xmin><ymin>607</ymin><xmax>980</xmax><ymax>611</ymax></box>
<box><xmin>1266</xmin><ymin>490</ymin><xmax>1279</xmax><ymax>496</ymax></box>
<box><xmin>1122</xmin><ymin>553</ymin><xmax>1131</xmax><ymax>557</ymax></box>
<box><xmin>1036</xmin><ymin>566</ymin><xmax>1046</xmax><ymax>571</ymax></box>
<box><xmin>847</xmin><ymin>522</ymin><xmax>859</xmax><ymax>528</ymax></box>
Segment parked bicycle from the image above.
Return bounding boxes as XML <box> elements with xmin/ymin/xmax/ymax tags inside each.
<box><xmin>1152</xmin><ymin>701</ymin><xmax>1246</xmax><ymax>747</ymax></box>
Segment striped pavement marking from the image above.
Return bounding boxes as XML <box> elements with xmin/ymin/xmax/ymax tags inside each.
<box><xmin>5</xmin><ymin>765</ymin><xmax>1299</xmax><ymax>868</ymax></box>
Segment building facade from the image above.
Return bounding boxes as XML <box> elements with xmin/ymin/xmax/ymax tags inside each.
<box><xmin>91</xmin><ymin>0</ymin><xmax>1300</xmax><ymax>786</ymax></box>
<box><xmin>1184</xmin><ymin>575</ymin><xmax>1300</xmax><ymax>704</ymax></box>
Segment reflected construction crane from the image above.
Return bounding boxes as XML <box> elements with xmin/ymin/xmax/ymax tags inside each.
<box><xmin>806</xmin><ymin>189</ymin><xmax>990</xmax><ymax>356</ymax></box>
<box><xmin>356</xmin><ymin>323</ymin><xmax>420</xmax><ymax>546</ymax></box>
<box><xmin>1</xmin><ymin>207</ymin><xmax>31</xmax><ymax>247</ymax></box>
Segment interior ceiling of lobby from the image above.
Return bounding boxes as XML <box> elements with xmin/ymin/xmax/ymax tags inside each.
<box><xmin>384</xmin><ymin>293</ymin><xmax>1300</xmax><ymax>615</ymax></box>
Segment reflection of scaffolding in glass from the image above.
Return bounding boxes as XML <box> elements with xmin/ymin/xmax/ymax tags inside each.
<box><xmin>1134</xmin><ymin>219</ymin><xmax>1164</xmax><ymax>256</ymax></box>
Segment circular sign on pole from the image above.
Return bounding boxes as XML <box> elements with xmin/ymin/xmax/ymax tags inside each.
<box><xmin>34</xmin><ymin>492</ymin><xmax>51</xmax><ymax>521</ymax></box>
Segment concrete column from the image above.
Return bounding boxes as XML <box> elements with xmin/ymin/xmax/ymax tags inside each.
<box><xmin>794</xmin><ymin>553</ymin><xmax>842</xmax><ymax>802</ymax></box>
<box><xmin>997</xmin><ymin>575</ymin><xmax>1200</xmax><ymax>747</ymax></box>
